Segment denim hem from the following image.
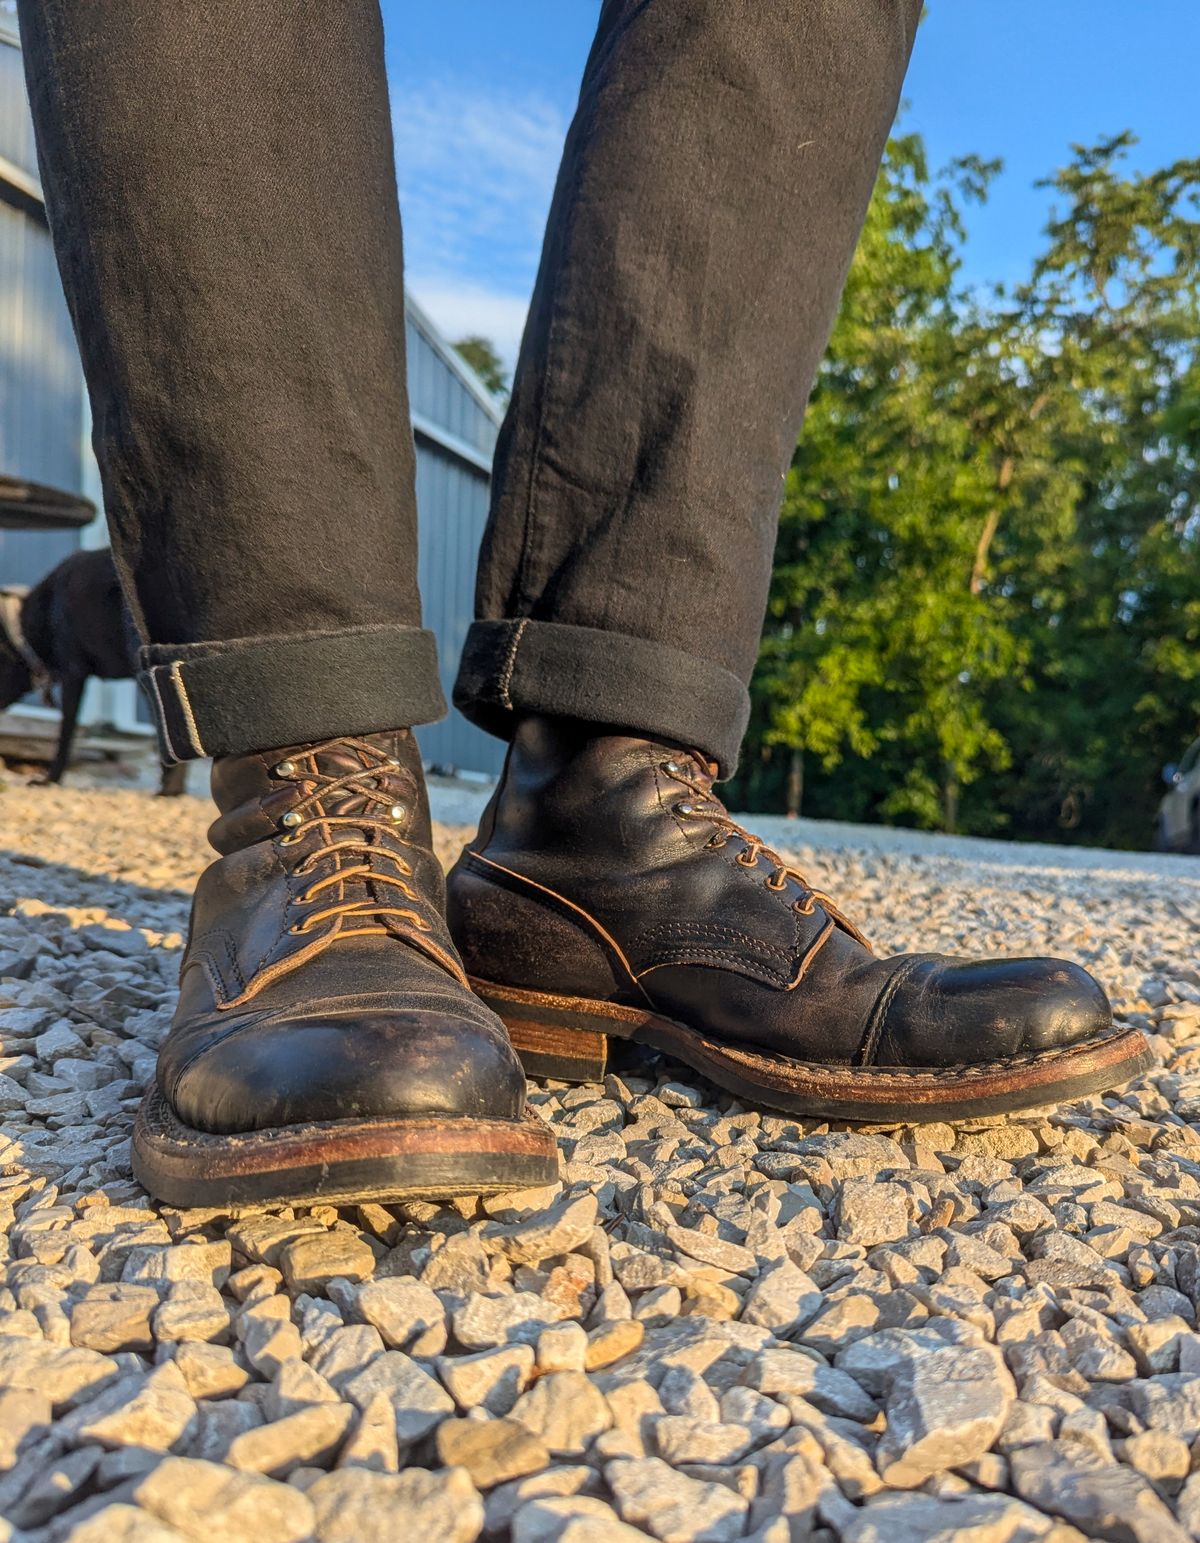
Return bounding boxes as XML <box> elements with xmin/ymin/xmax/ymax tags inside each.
<box><xmin>138</xmin><ymin>624</ymin><xmax>447</xmax><ymax>762</ymax></box>
<box><xmin>452</xmin><ymin>618</ymin><xmax>749</xmax><ymax>778</ymax></box>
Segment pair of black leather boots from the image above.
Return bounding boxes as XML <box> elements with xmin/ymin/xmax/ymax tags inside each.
<box><xmin>133</xmin><ymin>719</ymin><xmax>1152</xmax><ymax>1206</ymax></box>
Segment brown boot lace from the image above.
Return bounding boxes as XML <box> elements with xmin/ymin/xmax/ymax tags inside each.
<box><xmin>272</xmin><ymin>738</ymin><xmax>435</xmax><ymax>939</ymax></box>
<box><xmin>217</xmin><ymin>737</ymin><xmax>468</xmax><ymax>1010</ymax></box>
<box><xmin>661</xmin><ymin>755</ymin><xmax>872</xmax><ymax>951</ymax></box>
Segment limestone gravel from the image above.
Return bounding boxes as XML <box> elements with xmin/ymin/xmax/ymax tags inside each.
<box><xmin>0</xmin><ymin>779</ymin><xmax>1198</xmax><ymax>1540</ymax></box>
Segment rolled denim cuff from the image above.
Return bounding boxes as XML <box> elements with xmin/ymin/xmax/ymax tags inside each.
<box><xmin>139</xmin><ymin>624</ymin><xmax>447</xmax><ymax>762</ymax></box>
<box><xmin>453</xmin><ymin>618</ymin><xmax>749</xmax><ymax>778</ymax></box>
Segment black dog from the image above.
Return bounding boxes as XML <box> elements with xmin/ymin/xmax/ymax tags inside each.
<box><xmin>0</xmin><ymin>547</ymin><xmax>185</xmax><ymax>794</ymax></box>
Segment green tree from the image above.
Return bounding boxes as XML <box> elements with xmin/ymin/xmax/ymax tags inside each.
<box><xmin>973</xmin><ymin>135</ymin><xmax>1200</xmax><ymax>846</ymax></box>
<box><xmin>735</xmin><ymin>132</ymin><xmax>1200</xmax><ymax>849</ymax></box>
<box><xmin>453</xmin><ymin>335</ymin><xmax>510</xmax><ymax>399</ymax></box>
<box><xmin>744</xmin><ymin>134</ymin><xmax>1029</xmax><ymax>831</ymax></box>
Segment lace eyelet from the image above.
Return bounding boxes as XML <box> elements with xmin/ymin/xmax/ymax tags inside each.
<box><xmin>737</xmin><ymin>850</ymin><xmax>758</xmax><ymax>867</ymax></box>
<box><xmin>279</xmin><ymin>831</ymin><xmax>303</xmax><ymax>846</ymax></box>
<box><xmin>792</xmin><ymin>898</ymin><xmax>816</xmax><ymax>915</ymax></box>
<box><xmin>288</xmin><ymin>922</ymin><xmax>311</xmax><ymax>936</ymax></box>
<box><xmin>765</xmin><ymin>874</ymin><xmax>787</xmax><ymax>892</ymax></box>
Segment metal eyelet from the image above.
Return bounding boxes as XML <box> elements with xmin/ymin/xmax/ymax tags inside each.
<box><xmin>665</xmin><ymin>760</ymin><xmax>681</xmax><ymax>775</ymax></box>
<box><xmin>281</xmin><ymin>810</ymin><xmax>302</xmax><ymax>829</ymax></box>
<box><xmin>279</xmin><ymin>831</ymin><xmax>303</xmax><ymax>846</ymax></box>
<box><xmin>765</xmin><ymin>874</ymin><xmax>787</xmax><ymax>892</ymax></box>
<box><xmin>389</xmin><ymin>803</ymin><xmax>407</xmax><ymax>823</ymax></box>
<box><xmin>288</xmin><ymin>922</ymin><xmax>310</xmax><ymax>936</ymax></box>
<box><xmin>737</xmin><ymin>850</ymin><xmax>758</xmax><ymax>867</ymax></box>
<box><xmin>676</xmin><ymin>801</ymin><xmax>694</xmax><ymax>816</ymax></box>
<box><xmin>274</xmin><ymin>759</ymin><xmax>297</xmax><ymax>777</ymax></box>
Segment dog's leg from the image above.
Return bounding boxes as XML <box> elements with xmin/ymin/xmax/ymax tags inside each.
<box><xmin>38</xmin><ymin>671</ymin><xmax>86</xmax><ymax>786</ymax></box>
<box><xmin>157</xmin><ymin>760</ymin><xmax>187</xmax><ymax>797</ymax></box>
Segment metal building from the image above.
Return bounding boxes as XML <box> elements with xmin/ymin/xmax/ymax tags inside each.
<box><xmin>0</xmin><ymin>10</ymin><xmax>84</xmax><ymax>586</ymax></box>
<box><xmin>407</xmin><ymin>299</ymin><xmax>505</xmax><ymax>778</ymax></box>
<box><xmin>0</xmin><ymin>9</ymin><xmax>506</xmax><ymax>775</ymax></box>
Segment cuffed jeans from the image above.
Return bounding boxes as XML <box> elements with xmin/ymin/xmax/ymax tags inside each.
<box><xmin>18</xmin><ymin>0</ymin><xmax>919</xmax><ymax>775</ymax></box>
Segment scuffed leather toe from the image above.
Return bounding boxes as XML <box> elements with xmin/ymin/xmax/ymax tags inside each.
<box><xmin>169</xmin><ymin>994</ymin><xmax>526</xmax><ymax>1134</ymax></box>
<box><xmin>162</xmin><ymin>926</ymin><xmax>529</xmax><ymax>1135</ymax></box>
<box><xmin>873</xmin><ymin>956</ymin><xmax>1112</xmax><ymax>1068</ymax></box>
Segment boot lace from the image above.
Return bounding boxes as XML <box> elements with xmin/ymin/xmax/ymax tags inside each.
<box><xmin>273</xmin><ymin>739</ymin><xmax>432</xmax><ymax>940</ymax></box>
<box><xmin>661</xmin><ymin>756</ymin><xmax>872</xmax><ymax>950</ymax></box>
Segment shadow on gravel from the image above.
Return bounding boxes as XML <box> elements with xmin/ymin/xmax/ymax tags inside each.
<box><xmin>0</xmin><ymin>851</ymin><xmax>193</xmax><ymax>948</ymax></box>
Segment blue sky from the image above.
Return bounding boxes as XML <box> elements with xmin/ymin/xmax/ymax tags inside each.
<box><xmin>382</xmin><ymin>1</ymin><xmax>1200</xmax><ymax>370</ymax></box>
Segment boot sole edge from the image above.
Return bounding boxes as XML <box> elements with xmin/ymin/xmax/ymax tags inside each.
<box><xmin>471</xmin><ymin>977</ymin><xmax>1156</xmax><ymax>1122</ymax></box>
<box><xmin>132</xmin><ymin>1087</ymin><xmax>560</xmax><ymax>1208</ymax></box>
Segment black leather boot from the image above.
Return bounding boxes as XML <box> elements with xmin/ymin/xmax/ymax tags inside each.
<box><xmin>447</xmin><ymin>718</ymin><xmax>1152</xmax><ymax>1122</ymax></box>
<box><xmin>133</xmin><ymin>731</ymin><xmax>557</xmax><ymax>1206</ymax></box>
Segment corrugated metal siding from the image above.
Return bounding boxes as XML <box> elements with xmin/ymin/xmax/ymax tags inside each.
<box><xmin>0</xmin><ymin>32</ymin><xmax>83</xmax><ymax>585</ymax></box>
<box><xmin>414</xmin><ymin>435</ymin><xmax>504</xmax><ymax>776</ymax></box>
<box><xmin>406</xmin><ymin>309</ymin><xmax>498</xmax><ymax>459</ymax></box>
<box><xmin>408</xmin><ymin>311</ymin><xmax>504</xmax><ymax>776</ymax></box>
<box><xmin>0</xmin><ymin>24</ymin><xmax>36</xmax><ymax>181</ymax></box>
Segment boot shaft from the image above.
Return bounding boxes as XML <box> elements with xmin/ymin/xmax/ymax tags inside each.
<box><xmin>482</xmin><ymin>714</ymin><xmax>716</xmax><ymax>873</ymax></box>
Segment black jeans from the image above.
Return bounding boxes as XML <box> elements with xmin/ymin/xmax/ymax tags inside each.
<box><xmin>19</xmin><ymin>0</ymin><xmax>919</xmax><ymax>775</ymax></box>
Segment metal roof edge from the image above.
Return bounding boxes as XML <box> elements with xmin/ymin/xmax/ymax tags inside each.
<box><xmin>410</xmin><ymin>411</ymin><xmax>493</xmax><ymax>476</ymax></box>
<box><xmin>404</xmin><ymin>291</ymin><xmax>505</xmax><ymax>428</ymax></box>
<box><xmin>0</xmin><ymin>151</ymin><xmax>45</xmax><ymax>222</ymax></box>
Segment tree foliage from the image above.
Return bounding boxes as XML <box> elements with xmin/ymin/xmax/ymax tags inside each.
<box><xmin>453</xmin><ymin>335</ymin><xmax>510</xmax><ymax>399</ymax></box>
<box><xmin>732</xmin><ymin>132</ymin><xmax>1200</xmax><ymax>849</ymax></box>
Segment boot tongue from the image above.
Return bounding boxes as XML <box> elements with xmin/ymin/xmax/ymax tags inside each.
<box><xmin>291</xmin><ymin>733</ymin><xmax>433</xmax><ymax>850</ymax></box>
<box><xmin>304</xmin><ymin>741</ymin><xmax>407</xmax><ymax>820</ymax></box>
<box><xmin>208</xmin><ymin>730</ymin><xmax>431</xmax><ymax>855</ymax></box>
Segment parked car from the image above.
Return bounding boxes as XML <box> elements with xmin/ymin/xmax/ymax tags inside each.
<box><xmin>1157</xmin><ymin>737</ymin><xmax>1200</xmax><ymax>853</ymax></box>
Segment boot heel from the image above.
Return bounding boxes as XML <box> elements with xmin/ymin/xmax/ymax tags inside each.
<box><xmin>470</xmin><ymin>979</ymin><xmax>628</xmax><ymax>1083</ymax></box>
<box><xmin>511</xmin><ymin>1021</ymin><xmax>609</xmax><ymax>1083</ymax></box>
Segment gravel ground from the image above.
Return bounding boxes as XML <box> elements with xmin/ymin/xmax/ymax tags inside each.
<box><xmin>0</xmin><ymin>780</ymin><xmax>1199</xmax><ymax>1543</ymax></box>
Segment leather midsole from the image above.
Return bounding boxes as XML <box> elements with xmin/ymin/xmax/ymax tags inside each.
<box><xmin>470</xmin><ymin>976</ymin><xmax>1154</xmax><ymax>1096</ymax></box>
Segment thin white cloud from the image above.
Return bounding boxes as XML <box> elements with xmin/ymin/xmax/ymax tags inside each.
<box><xmin>406</xmin><ymin>277</ymin><xmax>531</xmax><ymax>375</ymax></box>
<box><xmin>393</xmin><ymin>81</ymin><xmax>567</xmax><ymax>289</ymax></box>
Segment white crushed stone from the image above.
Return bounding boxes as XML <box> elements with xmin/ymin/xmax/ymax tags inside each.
<box><xmin>0</xmin><ymin>779</ymin><xmax>1197</xmax><ymax>1542</ymax></box>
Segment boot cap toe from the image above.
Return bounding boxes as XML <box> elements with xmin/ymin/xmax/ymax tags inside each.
<box><xmin>168</xmin><ymin>998</ymin><xmax>527</xmax><ymax>1134</ymax></box>
<box><xmin>875</xmin><ymin>956</ymin><xmax>1112</xmax><ymax>1068</ymax></box>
